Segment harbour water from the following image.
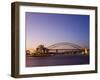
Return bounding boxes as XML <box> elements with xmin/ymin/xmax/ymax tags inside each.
<box><xmin>26</xmin><ymin>54</ymin><xmax>89</xmax><ymax>67</ymax></box>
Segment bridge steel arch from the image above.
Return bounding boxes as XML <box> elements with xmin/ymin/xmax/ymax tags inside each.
<box><xmin>47</xmin><ymin>42</ymin><xmax>82</xmax><ymax>49</ymax></box>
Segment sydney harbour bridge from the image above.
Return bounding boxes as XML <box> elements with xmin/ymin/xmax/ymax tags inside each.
<box><xmin>47</xmin><ymin>42</ymin><xmax>89</xmax><ymax>55</ymax></box>
<box><xmin>26</xmin><ymin>42</ymin><xmax>89</xmax><ymax>56</ymax></box>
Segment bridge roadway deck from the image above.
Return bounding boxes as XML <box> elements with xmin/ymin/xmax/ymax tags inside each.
<box><xmin>47</xmin><ymin>49</ymin><xmax>83</xmax><ymax>53</ymax></box>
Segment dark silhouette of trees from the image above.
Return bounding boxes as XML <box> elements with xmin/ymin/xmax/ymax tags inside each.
<box><xmin>36</xmin><ymin>45</ymin><xmax>48</xmax><ymax>54</ymax></box>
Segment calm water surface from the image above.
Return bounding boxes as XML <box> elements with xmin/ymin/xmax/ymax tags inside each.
<box><xmin>26</xmin><ymin>54</ymin><xmax>89</xmax><ymax>67</ymax></box>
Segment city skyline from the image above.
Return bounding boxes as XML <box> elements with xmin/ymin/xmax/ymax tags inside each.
<box><xmin>25</xmin><ymin>12</ymin><xmax>89</xmax><ymax>50</ymax></box>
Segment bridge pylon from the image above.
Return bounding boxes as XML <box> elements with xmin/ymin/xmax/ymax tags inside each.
<box><xmin>82</xmin><ymin>48</ymin><xmax>88</xmax><ymax>55</ymax></box>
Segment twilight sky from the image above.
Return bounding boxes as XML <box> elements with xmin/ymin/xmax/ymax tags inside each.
<box><xmin>25</xmin><ymin>12</ymin><xmax>89</xmax><ymax>49</ymax></box>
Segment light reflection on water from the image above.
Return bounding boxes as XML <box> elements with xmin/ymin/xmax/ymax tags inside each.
<box><xmin>26</xmin><ymin>54</ymin><xmax>89</xmax><ymax>67</ymax></box>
